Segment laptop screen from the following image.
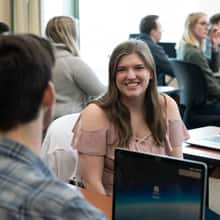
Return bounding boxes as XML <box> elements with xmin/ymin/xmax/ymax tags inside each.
<box><xmin>112</xmin><ymin>149</ymin><xmax>207</xmax><ymax>220</ymax></box>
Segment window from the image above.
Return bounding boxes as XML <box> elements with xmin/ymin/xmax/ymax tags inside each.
<box><xmin>79</xmin><ymin>0</ymin><xmax>220</xmax><ymax>85</ymax></box>
<box><xmin>41</xmin><ymin>0</ymin><xmax>220</xmax><ymax>85</ymax></box>
<box><xmin>41</xmin><ymin>0</ymin><xmax>74</xmax><ymax>36</ymax></box>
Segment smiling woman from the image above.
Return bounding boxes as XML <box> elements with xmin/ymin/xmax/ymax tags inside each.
<box><xmin>115</xmin><ymin>53</ymin><xmax>152</xmax><ymax>101</ymax></box>
<box><xmin>71</xmin><ymin>40</ymin><xmax>189</xmax><ymax>196</ymax></box>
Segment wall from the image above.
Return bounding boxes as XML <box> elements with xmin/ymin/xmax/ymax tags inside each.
<box><xmin>0</xmin><ymin>0</ymin><xmax>11</xmax><ymax>27</ymax></box>
<box><xmin>79</xmin><ymin>0</ymin><xmax>220</xmax><ymax>84</ymax></box>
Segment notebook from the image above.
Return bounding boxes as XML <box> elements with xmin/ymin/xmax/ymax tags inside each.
<box><xmin>112</xmin><ymin>149</ymin><xmax>207</xmax><ymax>220</ymax></box>
<box><xmin>186</xmin><ymin>126</ymin><xmax>220</xmax><ymax>150</ymax></box>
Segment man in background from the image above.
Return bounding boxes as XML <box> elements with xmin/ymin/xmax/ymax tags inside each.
<box><xmin>136</xmin><ymin>15</ymin><xmax>174</xmax><ymax>85</ymax></box>
<box><xmin>0</xmin><ymin>34</ymin><xmax>106</xmax><ymax>219</ymax></box>
<box><xmin>206</xmin><ymin>13</ymin><xmax>220</xmax><ymax>71</ymax></box>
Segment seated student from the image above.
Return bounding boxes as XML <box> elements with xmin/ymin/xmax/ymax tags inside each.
<box><xmin>205</xmin><ymin>13</ymin><xmax>220</xmax><ymax>69</ymax></box>
<box><xmin>136</xmin><ymin>15</ymin><xmax>174</xmax><ymax>85</ymax></box>
<box><xmin>177</xmin><ymin>12</ymin><xmax>220</xmax><ymax>112</ymax></box>
<box><xmin>72</xmin><ymin>40</ymin><xmax>189</xmax><ymax>196</ymax></box>
<box><xmin>0</xmin><ymin>34</ymin><xmax>106</xmax><ymax>219</ymax></box>
<box><xmin>45</xmin><ymin>16</ymin><xmax>106</xmax><ymax>119</ymax></box>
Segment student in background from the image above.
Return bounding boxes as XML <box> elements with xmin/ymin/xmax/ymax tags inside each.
<box><xmin>136</xmin><ymin>15</ymin><xmax>174</xmax><ymax>85</ymax></box>
<box><xmin>206</xmin><ymin>13</ymin><xmax>220</xmax><ymax>68</ymax></box>
<box><xmin>177</xmin><ymin>12</ymin><xmax>220</xmax><ymax>112</ymax></box>
<box><xmin>72</xmin><ymin>40</ymin><xmax>189</xmax><ymax>196</ymax></box>
<box><xmin>46</xmin><ymin>16</ymin><xmax>106</xmax><ymax>119</ymax></box>
<box><xmin>0</xmin><ymin>22</ymin><xmax>10</xmax><ymax>35</ymax></box>
<box><xmin>0</xmin><ymin>34</ymin><xmax>106</xmax><ymax>219</ymax></box>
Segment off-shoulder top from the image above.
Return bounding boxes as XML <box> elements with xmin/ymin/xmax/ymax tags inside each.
<box><xmin>72</xmin><ymin>117</ymin><xmax>189</xmax><ymax>195</ymax></box>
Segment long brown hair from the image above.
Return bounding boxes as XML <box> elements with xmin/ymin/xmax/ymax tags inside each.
<box><xmin>93</xmin><ymin>40</ymin><xmax>167</xmax><ymax>147</ymax></box>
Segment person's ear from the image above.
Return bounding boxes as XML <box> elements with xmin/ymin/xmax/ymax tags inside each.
<box><xmin>42</xmin><ymin>81</ymin><xmax>55</xmax><ymax>109</ymax></box>
<box><xmin>150</xmin><ymin>29</ymin><xmax>156</xmax><ymax>38</ymax></box>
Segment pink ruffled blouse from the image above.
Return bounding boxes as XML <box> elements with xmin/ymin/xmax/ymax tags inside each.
<box><xmin>72</xmin><ymin>117</ymin><xmax>189</xmax><ymax>195</ymax></box>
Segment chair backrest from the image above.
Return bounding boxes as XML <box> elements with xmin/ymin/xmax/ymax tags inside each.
<box><xmin>170</xmin><ymin>60</ymin><xmax>208</xmax><ymax>126</ymax></box>
<box><xmin>170</xmin><ymin>60</ymin><xmax>207</xmax><ymax>107</ymax></box>
<box><xmin>40</xmin><ymin>113</ymin><xmax>80</xmax><ymax>181</ymax></box>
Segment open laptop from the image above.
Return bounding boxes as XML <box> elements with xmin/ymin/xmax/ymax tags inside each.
<box><xmin>186</xmin><ymin>126</ymin><xmax>220</xmax><ymax>150</ymax></box>
<box><xmin>158</xmin><ymin>42</ymin><xmax>177</xmax><ymax>58</ymax></box>
<box><xmin>112</xmin><ymin>149</ymin><xmax>207</xmax><ymax>220</ymax></box>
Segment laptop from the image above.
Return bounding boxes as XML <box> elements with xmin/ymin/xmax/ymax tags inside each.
<box><xmin>186</xmin><ymin>126</ymin><xmax>220</xmax><ymax>150</ymax></box>
<box><xmin>112</xmin><ymin>149</ymin><xmax>207</xmax><ymax>220</ymax></box>
<box><xmin>158</xmin><ymin>42</ymin><xmax>177</xmax><ymax>58</ymax></box>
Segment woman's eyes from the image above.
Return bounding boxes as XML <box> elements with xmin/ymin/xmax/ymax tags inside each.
<box><xmin>116</xmin><ymin>67</ymin><xmax>125</xmax><ymax>72</ymax></box>
<box><xmin>135</xmin><ymin>65</ymin><xmax>145</xmax><ymax>70</ymax></box>
<box><xmin>116</xmin><ymin>65</ymin><xmax>145</xmax><ymax>72</ymax></box>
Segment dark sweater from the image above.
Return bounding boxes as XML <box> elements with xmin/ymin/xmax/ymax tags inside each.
<box><xmin>177</xmin><ymin>42</ymin><xmax>220</xmax><ymax>102</ymax></box>
<box><xmin>136</xmin><ymin>33</ymin><xmax>174</xmax><ymax>85</ymax></box>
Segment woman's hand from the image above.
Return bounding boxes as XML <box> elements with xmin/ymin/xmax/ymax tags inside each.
<box><xmin>210</xmin><ymin>25</ymin><xmax>220</xmax><ymax>50</ymax></box>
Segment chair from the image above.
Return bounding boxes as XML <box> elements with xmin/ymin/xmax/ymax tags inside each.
<box><xmin>40</xmin><ymin>113</ymin><xmax>80</xmax><ymax>181</ymax></box>
<box><xmin>157</xmin><ymin>86</ymin><xmax>180</xmax><ymax>103</ymax></box>
<box><xmin>170</xmin><ymin>60</ymin><xmax>220</xmax><ymax>129</ymax></box>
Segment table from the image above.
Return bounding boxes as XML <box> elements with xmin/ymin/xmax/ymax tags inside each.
<box><xmin>80</xmin><ymin>188</ymin><xmax>112</xmax><ymax>219</ymax></box>
<box><xmin>183</xmin><ymin>127</ymin><xmax>220</xmax><ymax>167</ymax></box>
<box><xmin>157</xmin><ymin>85</ymin><xmax>179</xmax><ymax>95</ymax></box>
<box><xmin>182</xmin><ymin>129</ymin><xmax>220</xmax><ymax>216</ymax></box>
<box><xmin>183</xmin><ymin>144</ymin><xmax>220</xmax><ymax>167</ymax></box>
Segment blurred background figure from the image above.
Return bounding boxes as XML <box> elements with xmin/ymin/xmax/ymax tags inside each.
<box><xmin>206</xmin><ymin>13</ymin><xmax>220</xmax><ymax>68</ymax></box>
<box><xmin>45</xmin><ymin>16</ymin><xmax>106</xmax><ymax>119</ymax></box>
<box><xmin>136</xmin><ymin>15</ymin><xmax>174</xmax><ymax>85</ymax></box>
<box><xmin>0</xmin><ymin>22</ymin><xmax>10</xmax><ymax>35</ymax></box>
<box><xmin>177</xmin><ymin>12</ymin><xmax>220</xmax><ymax>113</ymax></box>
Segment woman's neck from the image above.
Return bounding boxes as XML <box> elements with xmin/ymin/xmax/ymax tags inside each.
<box><xmin>122</xmin><ymin>96</ymin><xmax>145</xmax><ymax>114</ymax></box>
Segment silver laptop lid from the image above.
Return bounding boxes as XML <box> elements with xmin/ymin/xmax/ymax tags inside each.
<box><xmin>186</xmin><ymin>126</ymin><xmax>220</xmax><ymax>150</ymax></box>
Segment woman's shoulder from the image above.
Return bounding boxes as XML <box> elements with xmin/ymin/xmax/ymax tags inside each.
<box><xmin>68</xmin><ymin>56</ymin><xmax>87</xmax><ymax>65</ymax></box>
<box><xmin>159</xmin><ymin>94</ymin><xmax>181</xmax><ymax>120</ymax></box>
<box><xmin>183</xmin><ymin>43</ymin><xmax>202</xmax><ymax>56</ymax></box>
<box><xmin>82</xmin><ymin>103</ymin><xmax>105</xmax><ymax>116</ymax></box>
<box><xmin>80</xmin><ymin>103</ymin><xmax>109</xmax><ymax>130</ymax></box>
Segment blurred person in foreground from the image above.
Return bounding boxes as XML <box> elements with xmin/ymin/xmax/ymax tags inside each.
<box><xmin>0</xmin><ymin>34</ymin><xmax>106</xmax><ymax>220</ymax></box>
